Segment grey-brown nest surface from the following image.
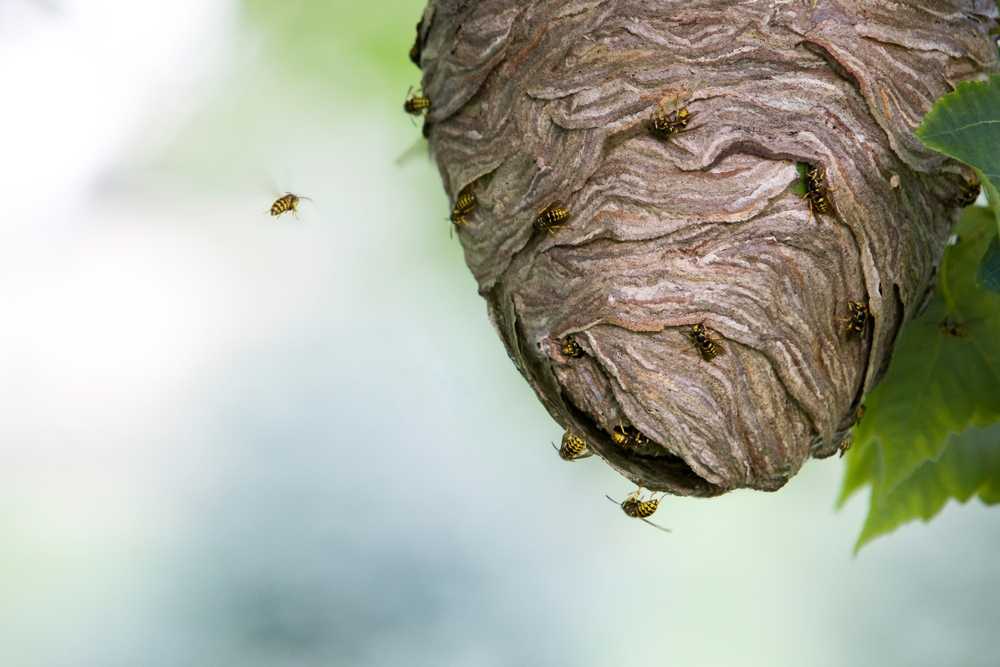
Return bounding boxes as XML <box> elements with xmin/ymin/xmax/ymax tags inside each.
<box><xmin>414</xmin><ymin>0</ymin><xmax>999</xmax><ymax>496</ymax></box>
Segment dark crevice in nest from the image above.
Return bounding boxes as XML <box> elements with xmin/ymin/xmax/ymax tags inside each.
<box><xmin>871</xmin><ymin>283</ymin><xmax>905</xmax><ymax>386</ymax></box>
<box><xmin>801</xmin><ymin>40</ymin><xmax>863</xmax><ymax>95</ymax></box>
<box><xmin>561</xmin><ymin>392</ymin><xmax>723</xmax><ymax>497</ymax></box>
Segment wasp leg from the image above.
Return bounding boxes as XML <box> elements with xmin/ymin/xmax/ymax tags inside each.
<box><xmin>640</xmin><ymin>518</ymin><xmax>672</xmax><ymax>533</ymax></box>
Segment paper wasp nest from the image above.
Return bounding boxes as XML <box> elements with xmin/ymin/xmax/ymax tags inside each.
<box><xmin>416</xmin><ymin>1</ymin><xmax>999</xmax><ymax>496</ymax></box>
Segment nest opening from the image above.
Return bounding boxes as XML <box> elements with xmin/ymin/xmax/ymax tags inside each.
<box><xmin>562</xmin><ymin>398</ymin><xmax>724</xmax><ymax>497</ymax></box>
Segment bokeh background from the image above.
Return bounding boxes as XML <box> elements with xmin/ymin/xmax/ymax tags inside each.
<box><xmin>2</xmin><ymin>1</ymin><xmax>999</xmax><ymax>666</ymax></box>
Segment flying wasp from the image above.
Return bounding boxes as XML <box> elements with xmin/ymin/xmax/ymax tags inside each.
<box><xmin>802</xmin><ymin>165</ymin><xmax>833</xmax><ymax>221</ymax></box>
<box><xmin>561</xmin><ymin>335</ymin><xmax>583</xmax><ymax>358</ymax></box>
<box><xmin>404</xmin><ymin>87</ymin><xmax>431</xmax><ymax>116</ymax></box>
<box><xmin>649</xmin><ymin>99</ymin><xmax>691</xmax><ymax>140</ymax></box>
<box><xmin>552</xmin><ymin>431</ymin><xmax>591</xmax><ymax>461</ymax></box>
<box><xmin>534</xmin><ymin>202</ymin><xmax>571</xmax><ymax>235</ymax></box>
<box><xmin>606</xmin><ymin>490</ymin><xmax>672</xmax><ymax>533</ymax></box>
<box><xmin>689</xmin><ymin>323</ymin><xmax>725</xmax><ymax>362</ymax></box>
<box><xmin>841</xmin><ymin>300</ymin><xmax>871</xmax><ymax>338</ymax></box>
<box><xmin>269</xmin><ymin>192</ymin><xmax>312</xmax><ymax>219</ymax></box>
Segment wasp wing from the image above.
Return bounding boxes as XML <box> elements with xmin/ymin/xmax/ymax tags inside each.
<box><xmin>395</xmin><ymin>139</ymin><xmax>429</xmax><ymax>167</ymax></box>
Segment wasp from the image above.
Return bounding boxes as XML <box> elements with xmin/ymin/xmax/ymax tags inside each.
<box><xmin>533</xmin><ymin>202</ymin><xmax>570</xmax><ymax>235</ymax></box>
<box><xmin>404</xmin><ymin>87</ymin><xmax>431</xmax><ymax>116</ymax></box>
<box><xmin>689</xmin><ymin>323</ymin><xmax>725</xmax><ymax>362</ymax></box>
<box><xmin>802</xmin><ymin>165</ymin><xmax>833</xmax><ymax>220</ymax></box>
<box><xmin>269</xmin><ymin>192</ymin><xmax>312</xmax><ymax>219</ymax></box>
<box><xmin>838</xmin><ymin>434</ymin><xmax>853</xmax><ymax>457</ymax></box>
<box><xmin>409</xmin><ymin>18</ymin><xmax>424</xmax><ymax>66</ymax></box>
<box><xmin>841</xmin><ymin>301</ymin><xmax>871</xmax><ymax>338</ymax></box>
<box><xmin>939</xmin><ymin>318</ymin><xmax>967</xmax><ymax>338</ymax></box>
<box><xmin>649</xmin><ymin>100</ymin><xmax>691</xmax><ymax>140</ymax></box>
<box><xmin>606</xmin><ymin>490</ymin><xmax>671</xmax><ymax>533</ymax></box>
<box><xmin>955</xmin><ymin>179</ymin><xmax>981</xmax><ymax>208</ymax></box>
<box><xmin>552</xmin><ymin>431</ymin><xmax>591</xmax><ymax>461</ymax></box>
<box><xmin>611</xmin><ymin>424</ymin><xmax>649</xmax><ymax>449</ymax></box>
<box><xmin>839</xmin><ymin>404</ymin><xmax>866</xmax><ymax>457</ymax></box>
<box><xmin>450</xmin><ymin>184</ymin><xmax>477</xmax><ymax>227</ymax></box>
<box><xmin>803</xmin><ymin>165</ymin><xmax>825</xmax><ymax>192</ymax></box>
<box><xmin>560</xmin><ymin>335</ymin><xmax>583</xmax><ymax>358</ymax></box>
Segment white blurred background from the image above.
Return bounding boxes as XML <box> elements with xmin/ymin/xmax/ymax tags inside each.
<box><xmin>2</xmin><ymin>1</ymin><xmax>999</xmax><ymax>665</ymax></box>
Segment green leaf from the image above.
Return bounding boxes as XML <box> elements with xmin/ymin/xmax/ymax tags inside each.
<box><xmin>836</xmin><ymin>428</ymin><xmax>878</xmax><ymax>507</ymax></box>
<box><xmin>855</xmin><ymin>423</ymin><xmax>1000</xmax><ymax>547</ymax></box>
<box><xmin>916</xmin><ymin>74</ymin><xmax>1000</xmax><ymax>284</ymax></box>
<box><xmin>985</xmin><ymin>175</ymin><xmax>1000</xmax><ymax>249</ymax></box>
<box><xmin>840</xmin><ymin>208</ymin><xmax>1000</xmax><ymax>548</ymax></box>
<box><xmin>916</xmin><ymin>74</ymin><xmax>1000</xmax><ymax>195</ymax></box>
<box><xmin>792</xmin><ymin>162</ymin><xmax>810</xmax><ymax>196</ymax></box>
<box><xmin>980</xmin><ymin>237</ymin><xmax>1000</xmax><ymax>292</ymax></box>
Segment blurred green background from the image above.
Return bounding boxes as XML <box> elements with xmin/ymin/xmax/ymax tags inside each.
<box><xmin>1</xmin><ymin>1</ymin><xmax>999</xmax><ymax>666</ymax></box>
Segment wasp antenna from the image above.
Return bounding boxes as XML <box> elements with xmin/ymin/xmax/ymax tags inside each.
<box><xmin>551</xmin><ymin>441</ymin><xmax>560</xmax><ymax>453</ymax></box>
<box><xmin>605</xmin><ymin>494</ymin><xmax>621</xmax><ymax>506</ymax></box>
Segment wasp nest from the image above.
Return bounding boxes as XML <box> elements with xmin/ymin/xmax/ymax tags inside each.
<box><xmin>415</xmin><ymin>1</ymin><xmax>999</xmax><ymax>496</ymax></box>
